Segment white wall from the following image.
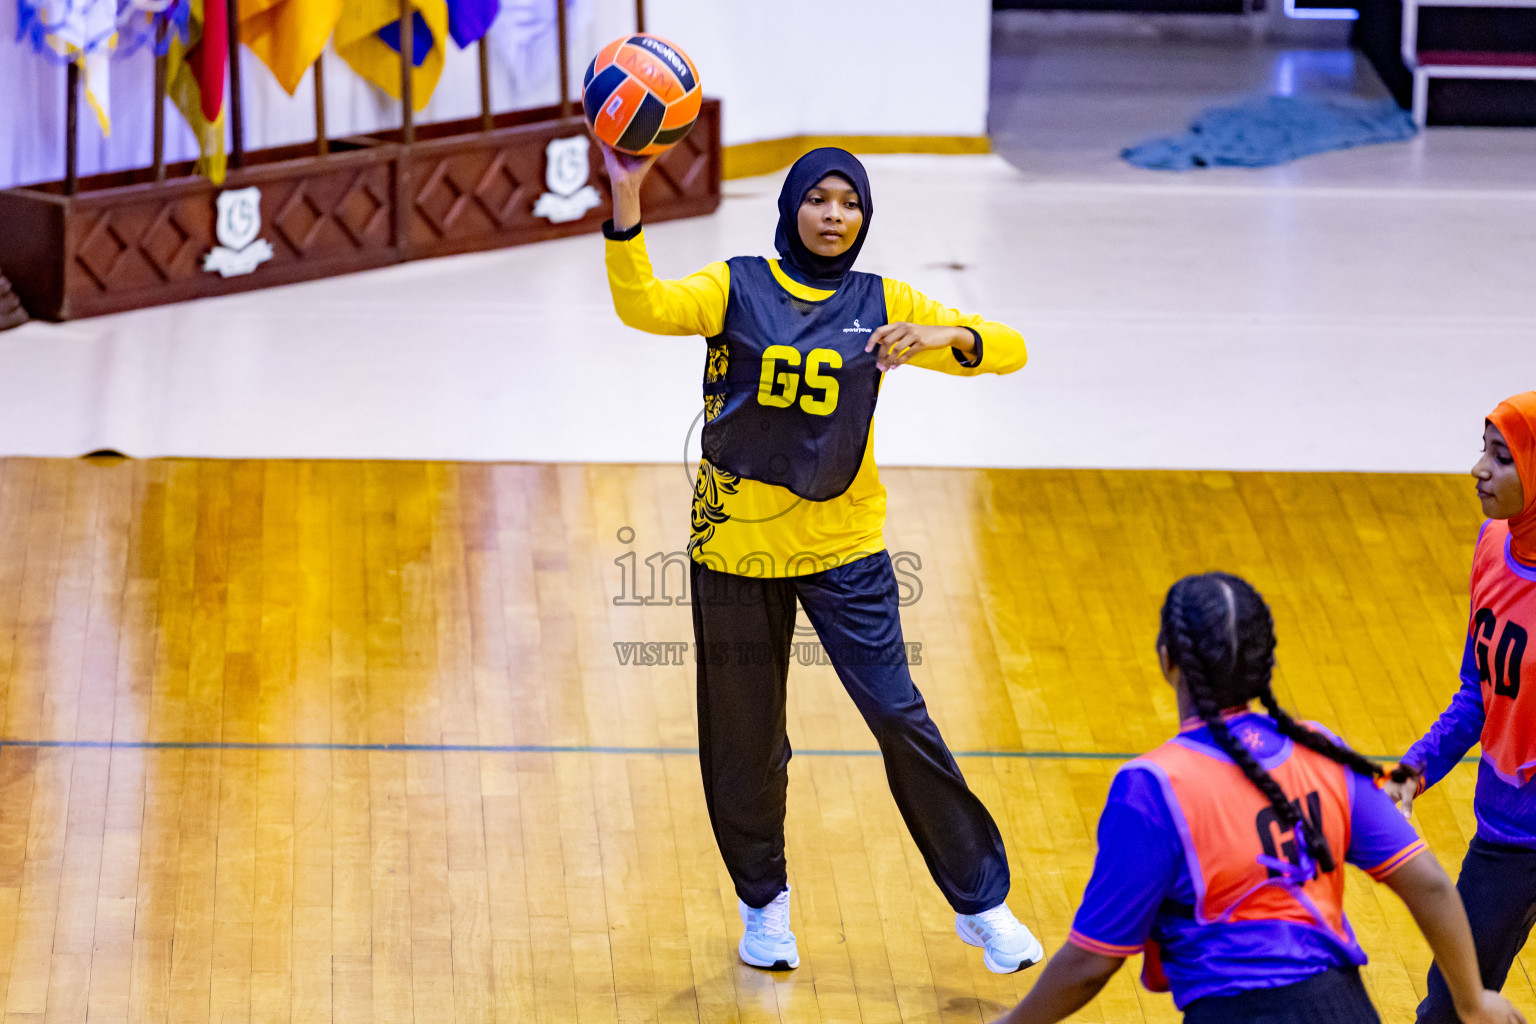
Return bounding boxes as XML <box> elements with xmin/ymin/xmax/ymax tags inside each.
<box><xmin>642</xmin><ymin>0</ymin><xmax>992</xmax><ymax>145</ymax></box>
<box><xmin>0</xmin><ymin>0</ymin><xmax>991</xmax><ymax>188</ymax></box>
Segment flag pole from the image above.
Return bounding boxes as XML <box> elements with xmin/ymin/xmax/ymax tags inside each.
<box><xmin>555</xmin><ymin>0</ymin><xmax>570</xmax><ymax>120</ymax></box>
<box><xmin>314</xmin><ymin>54</ymin><xmax>329</xmax><ymax>155</ymax></box>
<box><xmin>478</xmin><ymin>40</ymin><xmax>492</xmax><ymax>131</ymax></box>
<box><xmin>64</xmin><ymin>60</ymin><xmax>79</xmax><ymax>195</ymax></box>
<box><xmin>153</xmin><ymin>20</ymin><xmax>167</xmax><ymax>181</ymax></box>
<box><xmin>634</xmin><ymin>0</ymin><xmax>644</xmax><ymax>32</ymax></box>
<box><xmin>226</xmin><ymin>0</ymin><xmax>245</xmax><ymax>167</ymax></box>
<box><xmin>399</xmin><ymin>0</ymin><xmax>414</xmax><ymax>144</ymax></box>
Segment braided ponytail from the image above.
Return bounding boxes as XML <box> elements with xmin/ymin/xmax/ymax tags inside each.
<box><xmin>1212</xmin><ymin>574</ymin><xmax>1383</xmax><ymax>783</ymax></box>
<box><xmin>1160</xmin><ymin>574</ymin><xmax>1364</xmax><ymax>875</ymax></box>
<box><xmin>1165</xmin><ymin>581</ymin><xmax>1327</xmax><ymax>870</ymax></box>
<box><xmin>1258</xmin><ymin>695</ymin><xmax>1382</xmax><ymax>780</ymax></box>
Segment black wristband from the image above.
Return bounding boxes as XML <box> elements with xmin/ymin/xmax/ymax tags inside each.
<box><xmin>603</xmin><ymin>219</ymin><xmax>643</xmax><ymax>242</ymax></box>
<box><xmin>951</xmin><ymin>327</ymin><xmax>983</xmax><ymax>368</ymax></box>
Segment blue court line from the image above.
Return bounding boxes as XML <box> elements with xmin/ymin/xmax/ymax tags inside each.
<box><xmin>0</xmin><ymin>737</ymin><xmax>1129</xmax><ymax>758</ymax></box>
<box><xmin>0</xmin><ymin>737</ymin><xmax>1477</xmax><ymax>763</ymax></box>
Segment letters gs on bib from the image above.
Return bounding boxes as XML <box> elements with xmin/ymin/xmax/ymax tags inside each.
<box><xmin>700</xmin><ymin>258</ymin><xmax>885</xmax><ymax>503</ymax></box>
<box><xmin>755</xmin><ymin>323</ymin><xmax>872</xmax><ymax>416</ymax></box>
<box><xmin>757</xmin><ymin>347</ymin><xmax>844</xmax><ymax>416</ymax></box>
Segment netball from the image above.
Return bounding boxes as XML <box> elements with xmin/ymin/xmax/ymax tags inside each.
<box><xmin>582</xmin><ymin>33</ymin><xmax>702</xmax><ymax>156</ymax></box>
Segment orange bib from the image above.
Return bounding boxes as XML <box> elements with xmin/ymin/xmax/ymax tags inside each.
<box><xmin>1471</xmin><ymin>521</ymin><xmax>1536</xmax><ymax>786</ymax></box>
<box><xmin>1131</xmin><ymin>733</ymin><xmax>1360</xmax><ymax>990</ymax></box>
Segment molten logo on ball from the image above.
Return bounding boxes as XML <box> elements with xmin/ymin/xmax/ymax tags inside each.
<box><xmin>582</xmin><ymin>33</ymin><xmax>702</xmax><ymax>156</ymax></box>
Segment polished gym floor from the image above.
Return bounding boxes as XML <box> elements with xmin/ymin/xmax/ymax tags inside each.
<box><xmin>0</xmin><ymin>457</ymin><xmax>1513</xmax><ymax>1023</ymax></box>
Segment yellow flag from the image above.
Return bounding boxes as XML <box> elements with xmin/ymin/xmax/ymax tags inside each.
<box><xmin>335</xmin><ymin>0</ymin><xmax>449</xmax><ymax>111</ymax></box>
<box><xmin>166</xmin><ymin>0</ymin><xmax>228</xmax><ymax>184</ymax></box>
<box><xmin>241</xmin><ymin>0</ymin><xmax>344</xmax><ymax>96</ymax></box>
<box><xmin>78</xmin><ymin>43</ymin><xmax>113</xmax><ymax>138</ymax></box>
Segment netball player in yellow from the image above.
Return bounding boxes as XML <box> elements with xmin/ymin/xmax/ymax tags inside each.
<box><xmin>600</xmin><ymin>143</ymin><xmax>1038</xmax><ymax>973</ymax></box>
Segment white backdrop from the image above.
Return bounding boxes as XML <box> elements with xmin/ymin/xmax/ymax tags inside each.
<box><xmin>3</xmin><ymin>149</ymin><xmax>1536</xmax><ymax>469</ymax></box>
<box><xmin>1</xmin><ymin>0</ymin><xmax>994</xmax><ymax>188</ymax></box>
<box><xmin>640</xmin><ymin>0</ymin><xmax>993</xmax><ymax>145</ymax></box>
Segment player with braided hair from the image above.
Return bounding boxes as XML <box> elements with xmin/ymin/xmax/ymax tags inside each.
<box><xmin>1167</xmin><ymin>573</ymin><xmax>1381</xmax><ymax>874</ymax></box>
<box><xmin>995</xmin><ymin>573</ymin><xmax>1522</xmax><ymax>1024</ymax></box>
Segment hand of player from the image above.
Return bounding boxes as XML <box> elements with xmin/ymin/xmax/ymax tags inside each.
<box><xmin>1382</xmin><ymin>763</ymin><xmax>1422</xmax><ymax>821</ymax></box>
<box><xmin>1456</xmin><ymin>989</ymin><xmax>1526</xmax><ymax>1024</ymax></box>
<box><xmin>865</xmin><ymin>323</ymin><xmax>970</xmax><ymax>372</ymax></box>
<box><xmin>596</xmin><ymin>141</ymin><xmax>658</xmax><ymax>232</ymax></box>
<box><xmin>598</xmin><ymin>142</ymin><xmax>657</xmax><ymax>194</ymax></box>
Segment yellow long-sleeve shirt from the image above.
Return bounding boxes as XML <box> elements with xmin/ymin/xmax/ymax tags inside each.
<box><xmin>606</xmin><ymin>229</ymin><xmax>1027</xmax><ymax>577</ymax></box>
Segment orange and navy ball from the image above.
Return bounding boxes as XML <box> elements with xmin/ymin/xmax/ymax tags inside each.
<box><xmin>582</xmin><ymin>34</ymin><xmax>702</xmax><ymax>157</ymax></box>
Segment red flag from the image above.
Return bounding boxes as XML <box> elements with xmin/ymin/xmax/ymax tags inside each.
<box><xmin>190</xmin><ymin>0</ymin><xmax>228</xmax><ymax>121</ymax></box>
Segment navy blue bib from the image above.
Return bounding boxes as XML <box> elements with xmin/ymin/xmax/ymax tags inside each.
<box><xmin>701</xmin><ymin>256</ymin><xmax>885</xmax><ymax>501</ymax></box>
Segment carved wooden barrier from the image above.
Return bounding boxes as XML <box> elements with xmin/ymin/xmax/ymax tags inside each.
<box><xmin>0</xmin><ymin>99</ymin><xmax>721</xmax><ymax>321</ymax></box>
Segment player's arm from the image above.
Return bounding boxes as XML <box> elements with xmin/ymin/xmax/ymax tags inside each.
<box><xmin>606</xmin><ymin>144</ymin><xmax>654</xmax><ymax>235</ymax></box>
<box><xmin>1349</xmin><ymin>769</ymin><xmax>1524</xmax><ymax>1024</ymax></box>
<box><xmin>1384</xmin><ymin>627</ymin><xmax>1487</xmax><ymax>814</ymax></box>
<box><xmin>868</xmin><ymin>279</ymin><xmax>1027</xmax><ymax>375</ymax></box>
<box><xmin>601</xmin><ymin>143</ymin><xmax>728</xmax><ymax>337</ymax></box>
<box><xmin>994</xmin><ymin>768</ymin><xmax>1176</xmax><ymax>1024</ymax></box>
<box><xmin>993</xmin><ymin>945</ymin><xmax>1122</xmax><ymax>1024</ymax></box>
<box><xmin>1384</xmin><ymin>855</ymin><xmax>1526</xmax><ymax>1024</ymax></box>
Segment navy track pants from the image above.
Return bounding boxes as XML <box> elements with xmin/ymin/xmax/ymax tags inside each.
<box><xmin>689</xmin><ymin>552</ymin><xmax>1011</xmax><ymax>914</ymax></box>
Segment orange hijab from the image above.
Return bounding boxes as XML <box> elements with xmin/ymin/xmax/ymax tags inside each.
<box><xmin>1489</xmin><ymin>391</ymin><xmax>1536</xmax><ymax>565</ymax></box>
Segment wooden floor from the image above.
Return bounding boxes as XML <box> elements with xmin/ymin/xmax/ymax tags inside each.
<box><xmin>0</xmin><ymin>458</ymin><xmax>1517</xmax><ymax>1023</ymax></box>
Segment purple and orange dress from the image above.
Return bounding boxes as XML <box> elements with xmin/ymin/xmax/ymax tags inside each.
<box><xmin>1400</xmin><ymin>516</ymin><xmax>1536</xmax><ymax>1023</ymax></box>
<box><xmin>1070</xmin><ymin>712</ymin><xmax>1425</xmax><ymax>1023</ymax></box>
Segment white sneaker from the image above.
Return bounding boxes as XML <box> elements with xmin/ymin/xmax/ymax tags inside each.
<box><xmin>738</xmin><ymin>887</ymin><xmax>800</xmax><ymax>970</ymax></box>
<box><xmin>955</xmin><ymin>904</ymin><xmax>1045</xmax><ymax>974</ymax></box>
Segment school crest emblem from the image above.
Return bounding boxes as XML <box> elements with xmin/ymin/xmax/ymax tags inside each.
<box><xmin>203</xmin><ymin>187</ymin><xmax>275</xmax><ymax>277</ymax></box>
<box><xmin>533</xmin><ymin>136</ymin><xmax>602</xmax><ymax>224</ymax></box>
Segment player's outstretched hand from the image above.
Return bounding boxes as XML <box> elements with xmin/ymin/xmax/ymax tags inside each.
<box><xmin>598</xmin><ymin>142</ymin><xmax>658</xmax><ymax>193</ymax></box>
<box><xmin>596</xmin><ymin>141</ymin><xmax>658</xmax><ymax>233</ymax></box>
<box><xmin>866</xmin><ymin>323</ymin><xmax>971</xmax><ymax>373</ymax></box>
<box><xmin>1457</xmin><ymin>989</ymin><xmax>1526</xmax><ymax>1024</ymax></box>
<box><xmin>1382</xmin><ymin>763</ymin><xmax>1421</xmax><ymax>821</ymax></box>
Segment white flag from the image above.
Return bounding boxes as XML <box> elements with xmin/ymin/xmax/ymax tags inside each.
<box><xmin>487</xmin><ymin>0</ymin><xmax>591</xmax><ymax>102</ymax></box>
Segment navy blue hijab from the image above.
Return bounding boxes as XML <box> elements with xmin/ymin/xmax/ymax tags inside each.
<box><xmin>773</xmin><ymin>148</ymin><xmax>872</xmax><ymax>288</ymax></box>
